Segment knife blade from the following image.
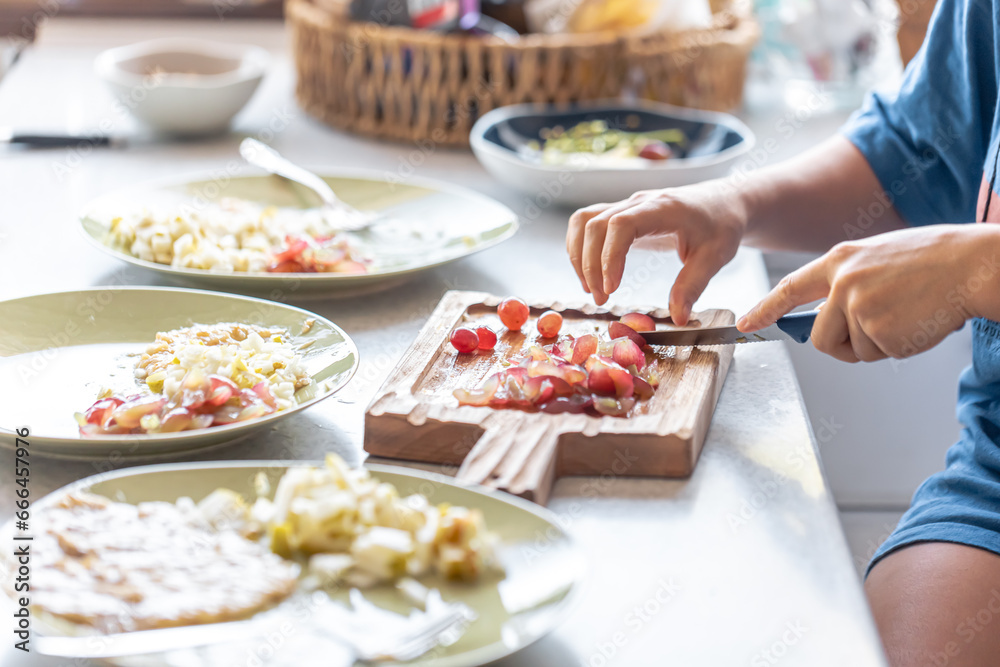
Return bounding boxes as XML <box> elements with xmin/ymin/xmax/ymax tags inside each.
<box><xmin>638</xmin><ymin>310</ymin><xmax>818</xmax><ymax>347</ymax></box>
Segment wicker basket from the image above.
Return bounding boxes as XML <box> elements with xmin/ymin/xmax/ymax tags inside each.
<box><xmin>288</xmin><ymin>0</ymin><xmax>759</xmax><ymax>146</ymax></box>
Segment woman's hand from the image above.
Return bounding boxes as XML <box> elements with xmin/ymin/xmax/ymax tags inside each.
<box><xmin>566</xmin><ymin>180</ymin><xmax>747</xmax><ymax>325</ymax></box>
<box><xmin>738</xmin><ymin>225</ymin><xmax>1000</xmax><ymax>362</ymax></box>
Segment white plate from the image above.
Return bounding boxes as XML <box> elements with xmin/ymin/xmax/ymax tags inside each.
<box><xmin>1</xmin><ymin>461</ymin><xmax>584</xmax><ymax>666</ymax></box>
<box><xmin>80</xmin><ymin>168</ymin><xmax>519</xmax><ymax>298</ymax></box>
<box><xmin>0</xmin><ymin>287</ymin><xmax>358</xmax><ymax>459</ymax></box>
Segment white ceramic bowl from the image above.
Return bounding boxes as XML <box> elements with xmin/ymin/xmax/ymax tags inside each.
<box><xmin>95</xmin><ymin>39</ymin><xmax>270</xmax><ymax>136</ymax></box>
<box><xmin>470</xmin><ymin>100</ymin><xmax>755</xmax><ymax>207</ymax></box>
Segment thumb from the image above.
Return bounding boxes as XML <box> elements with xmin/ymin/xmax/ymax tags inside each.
<box><xmin>738</xmin><ymin>260</ymin><xmax>830</xmax><ymax>331</ymax></box>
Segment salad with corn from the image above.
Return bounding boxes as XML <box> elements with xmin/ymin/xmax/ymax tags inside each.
<box><xmin>75</xmin><ymin>323</ymin><xmax>311</xmax><ymax>436</ymax></box>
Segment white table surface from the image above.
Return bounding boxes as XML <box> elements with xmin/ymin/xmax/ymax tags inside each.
<box><xmin>0</xmin><ymin>18</ymin><xmax>886</xmax><ymax>667</ymax></box>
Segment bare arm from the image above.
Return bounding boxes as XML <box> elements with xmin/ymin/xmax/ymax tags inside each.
<box><xmin>740</xmin><ymin>135</ymin><xmax>906</xmax><ymax>251</ymax></box>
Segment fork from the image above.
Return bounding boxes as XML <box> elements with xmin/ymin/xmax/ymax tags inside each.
<box><xmin>239</xmin><ymin>138</ymin><xmax>374</xmax><ymax>232</ymax></box>
<box><xmin>34</xmin><ymin>588</ymin><xmax>475</xmax><ymax>661</ymax></box>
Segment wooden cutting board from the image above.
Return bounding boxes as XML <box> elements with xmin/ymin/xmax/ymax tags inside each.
<box><xmin>365</xmin><ymin>291</ymin><xmax>735</xmax><ymax>505</ymax></box>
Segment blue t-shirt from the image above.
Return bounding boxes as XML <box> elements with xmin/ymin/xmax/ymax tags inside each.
<box><xmin>842</xmin><ymin>0</ymin><xmax>1000</xmax><ymax>457</ymax></box>
<box><xmin>842</xmin><ymin>0</ymin><xmax>997</xmax><ymax>227</ymax></box>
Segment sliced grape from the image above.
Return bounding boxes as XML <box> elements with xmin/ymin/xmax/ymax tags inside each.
<box><xmin>587</xmin><ymin>357</ymin><xmax>634</xmax><ymax>398</ymax></box>
<box><xmin>158</xmin><ymin>407</ymin><xmax>194</xmax><ymax>433</ymax></box>
<box><xmin>454</xmin><ymin>374</ymin><xmax>501</xmax><ymax>406</ymax></box>
<box><xmin>207</xmin><ymin>375</ymin><xmax>238</xmax><ymax>406</ymax></box>
<box><xmin>634</xmin><ymin>376</ymin><xmax>655</xmax><ymax>399</ymax></box>
<box><xmin>552</xmin><ymin>337</ymin><xmax>575</xmax><ymax>360</ymax></box>
<box><xmin>592</xmin><ymin>396</ymin><xmax>637</xmax><ymax>417</ymax></box>
<box><xmin>572</xmin><ymin>334</ymin><xmax>598</xmax><ymax>365</ymax></box>
<box><xmin>331</xmin><ymin>259</ymin><xmax>367</xmax><ymax>274</ymax></box>
<box><xmin>609</xmin><ymin>321</ymin><xmax>646</xmax><ymax>347</ymax></box>
<box><xmin>541</xmin><ymin>395</ymin><xmax>593</xmax><ymax>414</ymax></box>
<box><xmin>110</xmin><ymin>396</ymin><xmax>168</xmax><ymax>429</ymax></box>
<box><xmin>612</xmin><ymin>338</ymin><xmax>645</xmax><ymax>370</ymax></box>
<box><xmin>252</xmin><ymin>381</ymin><xmax>278</xmax><ymax>409</ymax></box>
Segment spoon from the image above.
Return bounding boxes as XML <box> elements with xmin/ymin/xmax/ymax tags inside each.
<box><xmin>239</xmin><ymin>138</ymin><xmax>373</xmax><ymax>232</ymax></box>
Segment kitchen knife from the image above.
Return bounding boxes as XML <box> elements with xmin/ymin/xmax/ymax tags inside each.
<box><xmin>638</xmin><ymin>310</ymin><xmax>817</xmax><ymax>347</ymax></box>
<box><xmin>0</xmin><ymin>127</ymin><xmax>118</xmax><ymax>148</ymax></box>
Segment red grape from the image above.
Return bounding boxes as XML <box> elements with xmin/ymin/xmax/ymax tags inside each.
<box><xmin>612</xmin><ymin>338</ymin><xmax>645</xmax><ymax>370</ymax></box>
<box><xmin>476</xmin><ymin>326</ymin><xmax>498</xmax><ymax>350</ymax></box>
<box><xmin>609</xmin><ymin>321</ymin><xmax>646</xmax><ymax>347</ymax></box>
<box><xmin>536</xmin><ymin>310</ymin><xmax>563</xmax><ymax>338</ymax></box>
<box><xmin>498</xmin><ymin>297</ymin><xmax>529</xmax><ymax>330</ymax></box>
<box><xmin>620</xmin><ymin>312</ymin><xmax>656</xmax><ymax>332</ymax></box>
<box><xmin>638</xmin><ymin>141</ymin><xmax>672</xmax><ymax>161</ymax></box>
<box><xmin>450</xmin><ymin>327</ymin><xmax>480</xmax><ymax>353</ymax></box>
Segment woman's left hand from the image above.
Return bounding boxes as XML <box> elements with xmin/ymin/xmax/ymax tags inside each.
<box><xmin>737</xmin><ymin>225</ymin><xmax>1000</xmax><ymax>362</ymax></box>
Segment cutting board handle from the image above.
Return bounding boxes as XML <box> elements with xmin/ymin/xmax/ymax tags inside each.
<box><xmin>455</xmin><ymin>414</ymin><xmax>562</xmax><ymax>505</ymax></box>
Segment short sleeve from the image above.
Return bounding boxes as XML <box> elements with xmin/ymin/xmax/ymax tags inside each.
<box><xmin>840</xmin><ymin>0</ymin><xmax>997</xmax><ymax>226</ymax></box>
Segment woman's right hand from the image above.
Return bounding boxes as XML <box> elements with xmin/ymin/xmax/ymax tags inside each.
<box><xmin>566</xmin><ymin>179</ymin><xmax>748</xmax><ymax>325</ymax></box>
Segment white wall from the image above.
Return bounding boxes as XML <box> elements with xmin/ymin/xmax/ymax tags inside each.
<box><xmin>764</xmin><ymin>252</ymin><xmax>969</xmax><ymax>510</ymax></box>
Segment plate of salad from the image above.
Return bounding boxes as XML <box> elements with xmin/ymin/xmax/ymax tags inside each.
<box><xmin>80</xmin><ymin>168</ymin><xmax>519</xmax><ymax>297</ymax></box>
<box><xmin>0</xmin><ymin>287</ymin><xmax>358</xmax><ymax>459</ymax></box>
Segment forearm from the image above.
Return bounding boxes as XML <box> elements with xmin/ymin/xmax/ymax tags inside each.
<box><xmin>735</xmin><ymin>135</ymin><xmax>906</xmax><ymax>252</ymax></box>
<box><xmin>963</xmin><ymin>224</ymin><xmax>1000</xmax><ymax>322</ymax></box>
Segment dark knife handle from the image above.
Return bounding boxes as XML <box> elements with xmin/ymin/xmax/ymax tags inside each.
<box><xmin>775</xmin><ymin>310</ymin><xmax>818</xmax><ymax>344</ymax></box>
<box><xmin>9</xmin><ymin>134</ymin><xmax>113</xmax><ymax>148</ymax></box>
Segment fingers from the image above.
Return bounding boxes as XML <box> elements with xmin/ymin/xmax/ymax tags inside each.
<box><xmin>845</xmin><ymin>312</ymin><xmax>888</xmax><ymax>362</ymax></box>
<box><xmin>602</xmin><ymin>201</ymin><xmax>662</xmax><ymax>294</ymax></box>
<box><xmin>582</xmin><ymin>216</ymin><xmax>610</xmax><ymax>304</ymax></box>
<box><xmin>810</xmin><ymin>300</ymin><xmax>858</xmax><ymax>363</ymax></box>
<box><xmin>568</xmin><ymin>202</ymin><xmax>634</xmax><ymax>303</ymax></box>
<box><xmin>567</xmin><ymin>203</ymin><xmax>612</xmax><ymax>293</ymax></box>
<box><xmin>669</xmin><ymin>245</ymin><xmax>727</xmax><ymax>326</ymax></box>
<box><xmin>737</xmin><ymin>258</ymin><xmax>831</xmax><ymax>331</ymax></box>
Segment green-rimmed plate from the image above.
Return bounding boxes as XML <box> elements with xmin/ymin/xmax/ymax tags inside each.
<box><xmin>80</xmin><ymin>169</ymin><xmax>519</xmax><ymax>297</ymax></box>
<box><xmin>1</xmin><ymin>461</ymin><xmax>583</xmax><ymax>666</ymax></box>
<box><xmin>0</xmin><ymin>287</ymin><xmax>358</xmax><ymax>459</ymax></box>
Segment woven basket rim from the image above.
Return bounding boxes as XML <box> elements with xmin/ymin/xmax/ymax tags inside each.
<box><xmin>287</xmin><ymin>0</ymin><xmax>755</xmax><ymax>51</ymax></box>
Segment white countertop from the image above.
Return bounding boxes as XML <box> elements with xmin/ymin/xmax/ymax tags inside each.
<box><xmin>0</xmin><ymin>19</ymin><xmax>885</xmax><ymax>667</ymax></box>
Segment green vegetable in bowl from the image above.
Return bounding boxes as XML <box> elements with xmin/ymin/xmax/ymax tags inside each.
<box><xmin>528</xmin><ymin>119</ymin><xmax>687</xmax><ymax>165</ymax></box>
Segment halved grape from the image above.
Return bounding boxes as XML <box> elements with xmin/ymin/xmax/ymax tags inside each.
<box><xmin>82</xmin><ymin>397</ymin><xmax>125</xmax><ymax>427</ymax></box>
<box><xmin>571</xmin><ymin>334</ymin><xmax>598</xmax><ymax>365</ymax></box>
<box><xmin>612</xmin><ymin>338</ymin><xmax>645</xmax><ymax>370</ymax></box>
<box><xmin>587</xmin><ymin>358</ymin><xmax>634</xmax><ymax>398</ymax></box>
<box><xmin>158</xmin><ymin>407</ymin><xmax>194</xmax><ymax>433</ymax></box>
<box><xmin>592</xmin><ymin>396</ymin><xmax>637</xmax><ymax>417</ymax></box>
<box><xmin>634</xmin><ymin>376</ymin><xmax>655</xmax><ymax>400</ymax></box>
<box><xmin>207</xmin><ymin>375</ymin><xmax>238</xmax><ymax>406</ymax></box>
<box><xmin>454</xmin><ymin>374</ymin><xmax>501</xmax><ymax>406</ymax></box>
<box><xmin>110</xmin><ymin>396</ymin><xmax>168</xmax><ymax>429</ymax></box>
<box><xmin>638</xmin><ymin>141</ymin><xmax>672</xmax><ymax>161</ymax></box>
<box><xmin>609</xmin><ymin>321</ymin><xmax>646</xmax><ymax>347</ymax></box>
<box><xmin>252</xmin><ymin>381</ymin><xmax>278</xmax><ymax>409</ymax></box>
